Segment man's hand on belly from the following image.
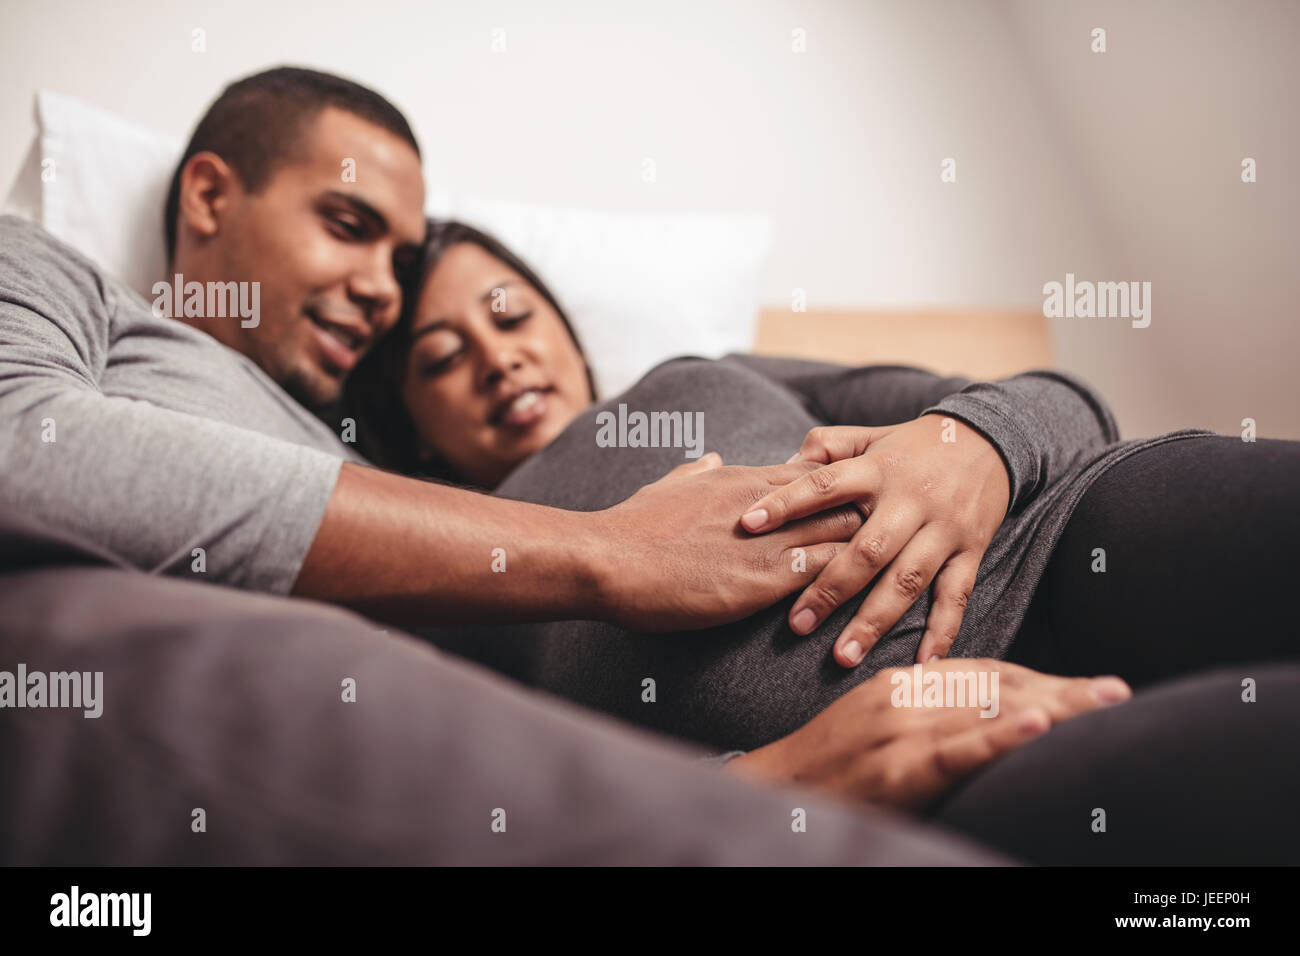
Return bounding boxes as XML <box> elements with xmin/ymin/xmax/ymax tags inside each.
<box><xmin>589</xmin><ymin>453</ymin><xmax>864</xmax><ymax>632</ymax></box>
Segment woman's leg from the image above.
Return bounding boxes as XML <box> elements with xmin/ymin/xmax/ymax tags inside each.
<box><xmin>1008</xmin><ymin>436</ymin><xmax>1300</xmax><ymax>687</ymax></box>
<box><xmin>929</xmin><ymin>663</ymin><xmax>1300</xmax><ymax>864</ymax></box>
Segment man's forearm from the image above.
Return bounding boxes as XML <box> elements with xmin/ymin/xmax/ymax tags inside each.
<box><xmin>292</xmin><ymin>462</ymin><xmax>609</xmax><ymax>626</ymax></box>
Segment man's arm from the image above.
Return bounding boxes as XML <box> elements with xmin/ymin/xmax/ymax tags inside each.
<box><xmin>292</xmin><ymin>461</ymin><xmax>606</xmax><ymax>625</ymax></box>
<box><xmin>0</xmin><ymin>218</ymin><xmax>345</xmax><ymax>594</ymax></box>
<box><xmin>294</xmin><ymin>455</ymin><xmax>862</xmax><ymax>631</ymax></box>
<box><xmin>0</xmin><ymin>220</ymin><xmax>858</xmax><ymax>629</ymax></box>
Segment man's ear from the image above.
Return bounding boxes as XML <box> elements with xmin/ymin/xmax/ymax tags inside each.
<box><xmin>176</xmin><ymin>151</ymin><xmax>240</xmax><ymax>243</ymax></box>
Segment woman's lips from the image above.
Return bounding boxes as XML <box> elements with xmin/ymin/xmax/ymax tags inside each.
<box><xmin>497</xmin><ymin>387</ymin><xmax>552</xmax><ymax>429</ymax></box>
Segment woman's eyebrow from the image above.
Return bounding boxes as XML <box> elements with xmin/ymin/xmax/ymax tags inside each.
<box><xmin>409</xmin><ymin>279</ymin><xmax>521</xmax><ymax>339</ymax></box>
<box><xmin>479</xmin><ymin>280</ymin><xmax>518</xmax><ymax>304</ymax></box>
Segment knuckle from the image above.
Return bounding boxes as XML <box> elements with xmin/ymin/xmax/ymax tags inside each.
<box><xmin>947</xmin><ymin>584</ymin><xmax>972</xmax><ymax>610</ymax></box>
<box><xmin>851</xmin><ymin>756</ymin><xmax>889</xmax><ymax>794</ymax></box>
<box><xmin>881</xmin><ymin>450</ymin><xmax>907</xmax><ymax>472</ymax></box>
<box><xmin>853</xmin><ymin>616</ymin><xmax>884</xmax><ymax>644</ymax></box>
<box><xmin>807</xmin><ymin>467</ymin><xmax>838</xmax><ymax>496</ymax></box>
<box><xmin>749</xmin><ymin>547</ymin><xmax>780</xmax><ymax>577</ymax></box>
<box><xmin>853</xmin><ymin>534</ymin><xmax>889</xmax><ymax>565</ymax></box>
<box><xmin>928</xmin><ymin>514</ymin><xmax>961</xmax><ymax>538</ymax></box>
<box><xmin>879</xmin><ymin>759</ymin><xmax>911</xmax><ymax>795</ymax></box>
<box><xmin>808</xmin><ymin>581</ymin><xmax>844</xmax><ymax>609</ymax></box>
<box><xmin>1058</xmin><ymin>679</ymin><xmax>1096</xmax><ymax>709</ymax></box>
<box><xmin>833</xmin><ymin>505</ymin><xmax>864</xmax><ymax>537</ymax></box>
<box><xmin>917</xmin><ymin>471</ymin><xmax>941</xmax><ymax>496</ymax></box>
<box><xmin>894</xmin><ymin>566</ymin><xmax>928</xmax><ymax>600</ymax></box>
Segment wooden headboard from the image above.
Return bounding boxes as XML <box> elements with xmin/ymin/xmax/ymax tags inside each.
<box><xmin>753</xmin><ymin>308</ymin><xmax>1054</xmax><ymax>380</ymax></box>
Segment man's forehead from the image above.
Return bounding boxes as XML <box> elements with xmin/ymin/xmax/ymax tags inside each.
<box><xmin>291</xmin><ymin>106</ymin><xmax>426</xmax><ymax>242</ymax></box>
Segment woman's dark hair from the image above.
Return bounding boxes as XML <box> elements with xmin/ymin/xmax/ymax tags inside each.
<box><xmin>342</xmin><ymin>218</ymin><xmax>596</xmax><ymax>485</ymax></box>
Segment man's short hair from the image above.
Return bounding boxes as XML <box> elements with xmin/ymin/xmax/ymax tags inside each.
<box><xmin>163</xmin><ymin>66</ymin><xmax>420</xmax><ymax>262</ymax></box>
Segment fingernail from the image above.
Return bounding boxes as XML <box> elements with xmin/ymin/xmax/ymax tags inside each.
<box><xmin>785</xmin><ymin>452</ymin><xmax>800</xmax><ymax>464</ymax></box>
<box><xmin>925</xmin><ymin>654</ymin><xmax>941</xmax><ymax>663</ymax></box>
<box><xmin>1092</xmin><ymin>677</ymin><xmax>1131</xmax><ymax>704</ymax></box>
<box><xmin>741</xmin><ymin>508</ymin><xmax>769</xmax><ymax>532</ymax></box>
<box><xmin>791</xmin><ymin>608</ymin><xmax>816</xmax><ymax>634</ymax></box>
<box><xmin>841</xmin><ymin>639</ymin><xmax>864</xmax><ymax>665</ymax></box>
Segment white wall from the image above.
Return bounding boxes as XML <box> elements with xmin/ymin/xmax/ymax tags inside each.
<box><xmin>1</xmin><ymin>0</ymin><xmax>1295</xmax><ymax>437</ymax></box>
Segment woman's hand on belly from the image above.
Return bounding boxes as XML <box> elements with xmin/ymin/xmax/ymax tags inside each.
<box><xmin>737</xmin><ymin>416</ymin><xmax>1011</xmax><ymax>667</ymax></box>
<box><xmin>725</xmin><ymin>660</ymin><xmax>1131</xmax><ymax>811</ymax></box>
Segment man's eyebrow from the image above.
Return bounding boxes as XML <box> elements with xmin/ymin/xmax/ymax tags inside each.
<box><xmin>322</xmin><ymin>190</ymin><xmax>389</xmax><ymax>230</ymax></box>
<box><xmin>323</xmin><ymin>191</ymin><xmax>424</xmax><ymax>254</ymax></box>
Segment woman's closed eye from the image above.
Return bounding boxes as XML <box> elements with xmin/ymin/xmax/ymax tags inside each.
<box><xmin>495</xmin><ymin>310</ymin><xmax>533</xmax><ymax>328</ymax></box>
<box><xmin>414</xmin><ymin>308</ymin><xmax>534</xmax><ymax>377</ymax></box>
<box><xmin>419</xmin><ymin>354</ymin><xmax>457</xmax><ymax>377</ymax></box>
<box><xmin>416</xmin><ymin>329</ymin><xmax>465</xmax><ymax>377</ymax></box>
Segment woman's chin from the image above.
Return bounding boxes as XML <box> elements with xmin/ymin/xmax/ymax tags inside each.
<box><xmin>519</xmin><ymin>406</ymin><xmax>581</xmax><ymax>450</ymax></box>
<box><xmin>477</xmin><ymin>408</ymin><xmax>583</xmax><ymax>486</ymax></box>
<box><xmin>514</xmin><ymin>420</ymin><xmax>565</xmax><ymax>459</ymax></box>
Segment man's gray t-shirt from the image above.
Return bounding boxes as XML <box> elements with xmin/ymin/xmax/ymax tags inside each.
<box><xmin>0</xmin><ymin>215</ymin><xmax>358</xmax><ymax>593</ymax></box>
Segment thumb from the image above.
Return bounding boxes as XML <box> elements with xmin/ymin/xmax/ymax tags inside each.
<box><xmin>664</xmin><ymin>451</ymin><xmax>723</xmax><ymax>479</ymax></box>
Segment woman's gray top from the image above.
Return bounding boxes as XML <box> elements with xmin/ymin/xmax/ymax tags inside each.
<box><xmin>446</xmin><ymin>353</ymin><xmax>1213</xmax><ymax>752</ymax></box>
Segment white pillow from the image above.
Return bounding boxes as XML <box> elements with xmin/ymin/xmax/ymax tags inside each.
<box><xmin>426</xmin><ymin>193</ymin><xmax>771</xmax><ymax>396</ymax></box>
<box><xmin>4</xmin><ymin>91</ymin><xmax>182</xmax><ymax>303</ymax></box>
<box><xmin>3</xmin><ymin>90</ymin><xmax>770</xmax><ymax>397</ymax></box>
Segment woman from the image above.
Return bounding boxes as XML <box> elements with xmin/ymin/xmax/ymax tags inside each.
<box><xmin>344</xmin><ymin>220</ymin><xmax>1300</xmax><ymax>863</ymax></box>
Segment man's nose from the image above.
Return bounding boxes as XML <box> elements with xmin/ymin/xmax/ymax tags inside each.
<box><xmin>349</xmin><ymin>249</ymin><xmax>402</xmax><ymax>326</ymax></box>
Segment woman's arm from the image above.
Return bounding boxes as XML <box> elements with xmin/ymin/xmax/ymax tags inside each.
<box><xmin>724</xmin><ymin>352</ymin><xmax>1122</xmax><ymax>667</ymax></box>
<box><xmin>721</xmin><ymin>353</ymin><xmax>1121</xmax><ymax>517</ymax></box>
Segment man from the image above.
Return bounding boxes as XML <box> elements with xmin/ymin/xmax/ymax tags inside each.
<box><xmin>3</xmin><ymin>67</ymin><xmax>848</xmax><ymax>623</ymax></box>
<box><xmin>0</xmin><ymin>68</ymin><xmax>1123</xmax><ymax>862</ymax></box>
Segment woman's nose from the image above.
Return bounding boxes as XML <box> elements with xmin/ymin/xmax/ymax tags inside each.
<box><xmin>481</xmin><ymin>350</ymin><xmax>524</xmax><ymax>389</ymax></box>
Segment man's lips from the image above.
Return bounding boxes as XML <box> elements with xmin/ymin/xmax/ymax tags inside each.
<box><xmin>490</xmin><ymin>386</ymin><xmax>555</xmax><ymax>428</ymax></box>
<box><xmin>306</xmin><ymin>308</ymin><xmax>370</xmax><ymax>372</ymax></box>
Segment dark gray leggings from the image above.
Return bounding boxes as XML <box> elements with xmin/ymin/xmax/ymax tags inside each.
<box><xmin>933</xmin><ymin>432</ymin><xmax>1300</xmax><ymax>863</ymax></box>
<box><xmin>428</xmin><ymin>358</ymin><xmax>1300</xmax><ymax>863</ymax></box>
